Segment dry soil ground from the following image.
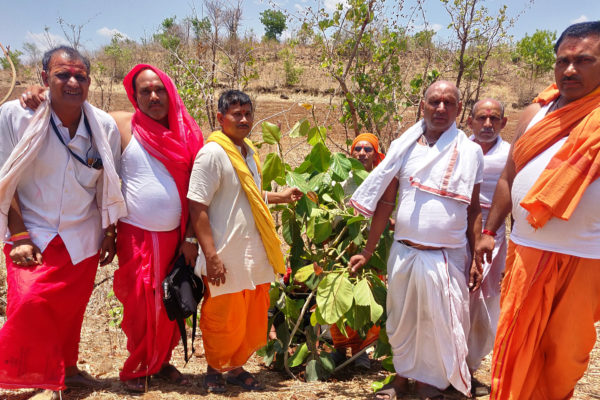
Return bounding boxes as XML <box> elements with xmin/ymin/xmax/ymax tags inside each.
<box><xmin>0</xmin><ymin>86</ymin><xmax>599</xmax><ymax>400</ymax></box>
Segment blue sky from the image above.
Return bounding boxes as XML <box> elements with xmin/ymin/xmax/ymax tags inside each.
<box><xmin>1</xmin><ymin>0</ymin><xmax>598</xmax><ymax>58</ymax></box>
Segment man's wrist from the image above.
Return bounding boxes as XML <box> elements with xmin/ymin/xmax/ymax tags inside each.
<box><xmin>185</xmin><ymin>236</ymin><xmax>198</xmax><ymax>245</ymax></box>
<box><xmin>482</xmin><ymin>229</ymin><xmax>496</xmax><ymax>237</ymax></box>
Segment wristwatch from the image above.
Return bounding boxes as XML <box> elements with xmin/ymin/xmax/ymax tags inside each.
<box><xmin>185</xmin><ymin>236</ymin><xmax>198</xmax><ymax>245</ymax></box>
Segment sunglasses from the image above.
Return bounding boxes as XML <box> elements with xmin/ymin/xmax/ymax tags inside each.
<box><xmin>354</xmin><ymin>146</ymin><xmax>374</xmax><ymax>153</ymax></box>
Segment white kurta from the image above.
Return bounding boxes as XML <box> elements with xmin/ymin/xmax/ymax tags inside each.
<box><xmin>120</xmin><ymin>135</ymin><xmax>181</xmax><ymax>231</ymax></box>
<box><xmin>466</xmin><ymin>136</ymin><xmax>509</xmax><ymax>371</ymax></box>
<box><xmin>187</xmin><ymin>141</ymin><xmax>275</xmax><ymax>297</ymax></box>
<box><xmin>385</xmin><ymin>140</ymin><xmax>482</xmax><ymax>396</ymax></box>
<box><xmin>0</xmin><ymin>99</ymin><xmax>122</xmax><ymax>264</ymax></box>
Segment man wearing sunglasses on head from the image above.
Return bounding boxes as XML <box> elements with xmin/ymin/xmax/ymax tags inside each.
<box><xmin>0</xmin><ymin>46</ymin><xmax>126</xmax><ymax>399</ymax></box>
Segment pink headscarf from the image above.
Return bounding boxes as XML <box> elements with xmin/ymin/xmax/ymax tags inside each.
<box><xmin>123</xmin><ymin>64</ymin><xmax>203</xmax><ymax>239</ymax></box>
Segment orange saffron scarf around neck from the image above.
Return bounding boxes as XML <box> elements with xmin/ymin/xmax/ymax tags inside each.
<box><xmin>513</xmin><ymin>84</ymin><xmax>600</xmax><ymax>229</ymax></box>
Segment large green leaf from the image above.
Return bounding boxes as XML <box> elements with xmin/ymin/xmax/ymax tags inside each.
<box><xmin>284</xmin><ymin>295</ymin><xmax>304</xmax><ymax>321</ymax></box>
<box><xmin>286</xmin><ymin>171</ymin><xmax>311</xmax><ymax>194</ymax></box>
<box><xmin>353</xmin><ymin>279</ymin><xmax>372</xmax><ymax>307</ymax></box>
<box><xmin>319</xmin><ymin>353</ymin><xmax>335</xmax><ymax>372</ymax></box>
<box><xmin>307</xmin><ymin>215</ymin><xmax>333</xmax><ymax>244</ymax></box>
<box><xmin>331</xmin><ymin>182</ymin><xmax>345</xmax><ymax>204</ymax></box>
<box><xmin>305</xmin><ymin>359</ymin><xmax>319</xmax><ymax>382</ymax></box>
<box><xmin>261</xmin><ymin>121</ymin><xmax>281</xmax><ymax>144</ymax></box>
<box><xmin>308</xmin><ymin>126</ymin><xmax>327</xmax><ymax>146</ymax></box>
<box><xmin>354</xmin><ymin>279</ymin><xmax>384</xmax><ymax>323</ymax></box>
<box><xmin>289</xmin><ymin>119</ymin><xmax>311</xmax><ymax>138</ymax></box>
<box><xmin>262</xmin><ymin>153</ymin><xmax>284</xmax><ymax>190</ymax></box>
<box><xmin>294</xmin><ymin>264</ymin><xmax>315</xmax><ymax>283</ymax></box>
<box><xmin>308</xmin><ymin>142</ymin><xmax>331</xmax><ymax>173</ymax></box>
<box><xmin>352</xmin><ymin>169</ymin><xmax>369</xmax><ymax>186</ymax></box>
<box><xmin>330</xmin><ymin>153</ymin><xmax>352</xmax><ymax>181</ymax></box>
<box><xmin>316</xmin><ymin>272</ymin><xmax>354</xmax><ymax>324</ymax></box>
<box><xmin>288</xmin><ymin>343</ymin><xmax>309</xmax><ymax>367</ymax></box>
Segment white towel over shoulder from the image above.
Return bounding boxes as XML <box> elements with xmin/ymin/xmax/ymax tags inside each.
<box><xmin>350</xmin><ymin>121</ymin><xmax>482</xmax><ymax>216</ymax></box>
<box><xmin>0</xmin><ymin>95</ymin><xmax>126</xmax><ymax>239</ymax></box>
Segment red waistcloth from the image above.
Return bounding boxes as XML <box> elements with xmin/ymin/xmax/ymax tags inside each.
<box><xmin>123</xmin><ymin>64</ymin><xmax>204</xmax><ymax>239</ymax></box>
<box><xmin>0</xmin><ymin>236</ymin><xmax>98</xmax><ymax>390</ymax></box>
<box><xmin>114</xmin><ymin>221</ymin><xmax>181</xmax><ymax>380</ymax></box>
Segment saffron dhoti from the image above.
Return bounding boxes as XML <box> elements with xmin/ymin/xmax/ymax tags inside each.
<box><xmin>200</xmin><ymin>282</ymin><xmax>271</xmax><ymax>372</ymax></box>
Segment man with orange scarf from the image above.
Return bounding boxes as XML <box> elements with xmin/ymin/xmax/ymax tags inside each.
<box><xmin>330</xmin><ymin>133</ymin><xmax>384</xmax><ymax>369</ymax></box>
<box><xmin>476</xmin><ymin>21</ymin><xmax>600</xmax><ymax>400</ymax></box>
<box><xmin>188</xmin><ymin>90</ymin><xmax>301</xmax><ymax>393</ymax></box>
<box><xmin>110</xmin><ymin>65</ymin><xmax>203</xmax><ymax>392</ymax></box>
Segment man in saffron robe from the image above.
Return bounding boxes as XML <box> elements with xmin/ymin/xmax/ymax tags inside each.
<box><xmin>187</xmin><ymin>90</ymin><xmax>302</xmax><ymax>393</ymax></box>
<box><xmin>110</xmin><ymin>64</ymin><xmax>203</xmax><ymax>392</ymax></box>
<box><xmin>476</xmin><ymin>21</ymin><xmax>600</xmax><ymax>400</ymax></box>
<box><xmin>330</xmin><ymin>132</ymin><xmax>384</xmax><ymax>369</ymax></box>
<box><xmin>0</xmin><ymin>46</ymin><xmax>126</xmax><ymax>400</ymax></box>
<box><xmin>466</xmin><ymin>98</ymin><xmax>509</xmax><ymax>395</ymax></box>
<box><xmin>349</xmin><ymin>81</ymin><xmax>484</xmax><ymax>400</ymax></box>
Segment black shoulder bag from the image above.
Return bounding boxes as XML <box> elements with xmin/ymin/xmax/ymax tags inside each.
<box><xmin>162</xmin><ymin>254</ymin><xmax>205</xmax><ymax>364</ymax></box>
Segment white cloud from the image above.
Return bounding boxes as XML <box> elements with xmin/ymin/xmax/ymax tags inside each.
<box><xmin>408</xmin><ymin>23</ymin><xmax>443</xmax><ymax>35</ymax></box>
<box><xmin>281</xmin><ymin>29</ymin><xmax>292</xmax><ymax>41</ymax></box>
<box><xmin>571</xmin><ymin>15</ymin><xmax>588</xmax><ymax>24</ymax></box>
<box><xmin>97</xmin><ymin>27</ymin><xmax>130</xmax><ymax>40</ymax></box>
<box><xmin>324</xmin><ymin>0</ymin><xmax>348</xmax><ymax>12</ymax></box>
<box><xmin>24</xmin><ymin>31</ymin><xmax>69</xmax><ymax>52</ymax></box>
<box><xmin>294</xmin><ymin>3</ymin><xmax>304</xmax><ymax>11</ymax></box>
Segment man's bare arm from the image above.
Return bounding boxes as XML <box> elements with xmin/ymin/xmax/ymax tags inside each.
<box><xmin>349</xmin><ymin>177</ymin><xmax>399</xmax><ymax>274</ymax></box>
<box><xmin>7</xmin><ymin>194</ymin><xmax>42</xmax><ymax>266</ymax></box>
<box><xmin>189</xmin><ymin>199</ymin><xmax>226</xmax><ymax>285</ymax></box>
<box><xmin>263</xmin><ymin>187</ymin><xmax>303</xmax><ymax>204</ymax></box>
<box><xmin>467</xmin><ymin>183</ymin><xmax>482</xmax><ymax>291</ymax></box>
<box><xmin>109</xmin><ymin>111</ymin><xmax>134</xmax><ymax>152</ymax></box>
<box><xmin>476</xmin><ymin>102</ymin><xmax>542</xmax><ymax>264</ymax></box>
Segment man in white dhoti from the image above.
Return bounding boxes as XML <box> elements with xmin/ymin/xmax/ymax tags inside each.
<box><xmin>465</xmin><ymin>99</ymin><xmax>509</xmax><ymax>395</ymax></box>
<box><xmin>349</xmin><ymin>81</ymin><xmax>484</xmax><ymax>400</ymax></box>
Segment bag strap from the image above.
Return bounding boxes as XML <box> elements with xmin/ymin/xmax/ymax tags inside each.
<box><xmin>176</xmin><ymin>317</ymin><xmax>189</xmax><ymax>364</ymax></box>
<box><xmin>178</xmin><ymin>313</ymin><xmax>198</xmax><ymax>366</ymax></box>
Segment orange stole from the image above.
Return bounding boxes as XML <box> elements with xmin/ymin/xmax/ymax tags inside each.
<box><xmin>200</xmin><ymin>282</ymin><xmax>271</xmax><ymax>372</ymax></box>
<box><xmin>330</xmin><ymin>324</ymin><xmax>380</xmax><ymax>354</ymax></box>
<box><xmin>513</xmin><ymin>84</ymin><xmax>600</xmax><ymax>229</ymax></box>
<box><xmin>490</xmin><ymin>241</ymin><xmax>600</xmax><ymax>400</ymax></box>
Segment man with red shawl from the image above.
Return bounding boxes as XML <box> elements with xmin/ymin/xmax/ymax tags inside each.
<box><xmin>476</xmin><ymin>21</ymin><xmax>600</xmax><ymax>400</ymax></box>
<box><xmin>111</xmin><ymin>65</ymin><xmax>203</xmax><ymax>392</ymax></box>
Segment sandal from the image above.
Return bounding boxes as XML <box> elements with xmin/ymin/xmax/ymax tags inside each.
<box><xmin>124</xmin><ymin>377</ymin><xmax>148</xmax><ymax>393</ymax></box>
<box><xmin>225</xmin><ymin>369</ymin><xmax>264</xmax><ymax>391</ymax></box>
<box><xmin>154</xmin><ymin>364</ymin><xmax>190</xmax><ymax>385</ymax></box>
<box><xmin>374</xmin><ymin>383</ymin><xmax>398</xmax><ymax>400</ymax></box>
<box><xmin>203</xmin><ymin>372</ymin><xmax>226</xmax><ymax>393</ymax></box>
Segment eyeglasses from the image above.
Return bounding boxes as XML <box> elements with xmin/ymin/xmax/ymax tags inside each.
<box><xmin>354</xmin><ymin>146</ymin><xmax>374</xmax><ymax>153</ymax></box>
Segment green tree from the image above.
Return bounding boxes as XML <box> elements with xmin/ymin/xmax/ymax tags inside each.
<box><xmin>260</xmin><ymin>9</ymin><xmax>287</xmax><ymax>41</ymax></box>
<box><xmin>0</xmin><ymin>49</ymin><xmax>22</xmax><ymax>72</ymax></box>
<box><xmin>514</xmin><ymin>29</ymin><xmax>556</xmax><ymax>84</ymax></box>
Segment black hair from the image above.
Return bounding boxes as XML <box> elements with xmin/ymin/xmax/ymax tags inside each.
<box><xmin>555</xmin><ymin>21</ymin><xmax>600</xmax><ymax>53</ymax></box>
<box><xmin>217</xmin><ymin>90</ymin><xmax>253</xmax><ymax>114</ymax></box>
<box><xmin>42</xmin><ymin>45</ymin><xmax>91</xmax><ymax>74</ymax></box>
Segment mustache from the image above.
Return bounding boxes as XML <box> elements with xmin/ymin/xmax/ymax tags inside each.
<box><xmin>562</xmin><ymin>76</ymin><xmax>581</xmax><ymax>82</ymax></box>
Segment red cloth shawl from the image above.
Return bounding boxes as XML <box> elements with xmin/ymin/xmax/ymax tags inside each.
<box><xmin>123</xmin><ymin>64</ymin><xmax>203</xmax><ymax>239</ymax></box>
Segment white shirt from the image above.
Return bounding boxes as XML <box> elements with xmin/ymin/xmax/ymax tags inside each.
<box><xmin>394</xmin><ymin>142</ymin><xmax>483</xmax><ymax>248</ymax></box>
<box><xmin>511</xmin><ymin>107</ymin><xmax>600</xmax><ymax>258</ymax></box>
<box><xmin>187</xmin><ymin>141</ymin><xmax>274</xmax><ymax>297</ymax></box>
<box><xmin>120</xmin><ymin>135</ymin><xmax>181</xmax><ymax>231</ymax></box>
<box><xmin>0</xmin><ymin>100</ymin><xmax>121</xmax><ymax>264</ymax></box>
